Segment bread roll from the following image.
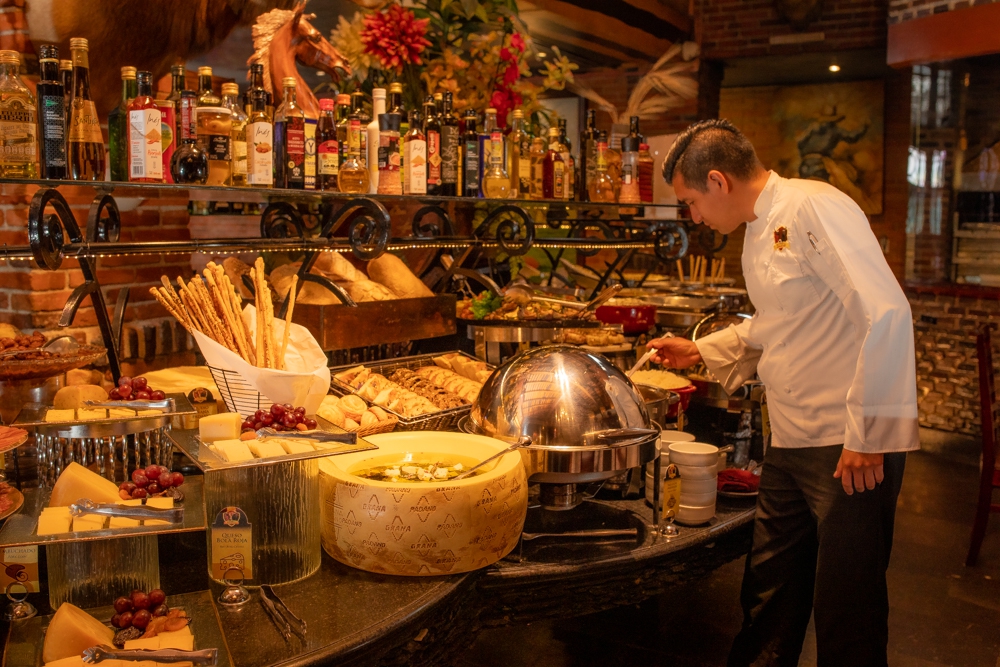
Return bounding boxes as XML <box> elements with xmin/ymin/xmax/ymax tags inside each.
<box><xmin>345</xmin><ymin>280</ymin><xmax>395</xmax><ymax>302</ymax></box>
<box><xmin>367</xmin><ymin>254</ymin><xmax>433</xmax><ymax>299</ymax></box>
<box><xmin>360</xmin><ymin>411</ymin><xmax>378</xmax><ymax>428</ymax></box>
<box><xmin>0</xmin><ymin>323</ymin><xmax>21</xmax><ymax>339</ymax></box>
<box><xmin>314</xmin><ymin>252</ymin><xmax>366</xmax><ymax>283</ymax></box>
<box><xmin>338</xmin><ymin>395</ymin><xmax>367</xmax><ymax>421</ymax></box>
<box><xmin>53</xmin><ymin>385</ymin><xmax>108</xmax><ymax>410</ymax></box>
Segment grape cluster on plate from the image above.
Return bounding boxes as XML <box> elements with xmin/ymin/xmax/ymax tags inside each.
<box><xmin>119</xmin><ymin>464</ymin><xmax>184</xmax><ymax>500</ymax></box>
<box><xmin>241</xmin><ymin>403</ymin><xmax>317</xmax><ymax>433</ymax></box>
<box><xmin>112</xmin><ymin>588</ymin><xmax>167</xmax><ymax>630</ymax></box>
<box><xmin>109</xmin><ymin>376</ymin><xmax>166</xmax><ymax>402</ymax></box>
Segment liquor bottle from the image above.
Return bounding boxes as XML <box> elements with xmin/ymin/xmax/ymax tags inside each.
<box><xmin>477</xmin><ymin>108</ymin><xmax>500</xmax><ymax>198</ymax></box>
<box><xmin>170</xmin><ymin>136</ymin><xmax>208</xmax><ymax>184</ymax></box>
<box><xmin>389</xmin><ymin>82</ymin><xmax>406</xmax><ymax>187</ymax></box>
<box><xmin>588</xmin><ymin>133</ymin><xmax>616</xmax><ymax>203</ymax></box>
<box><xmin>0</xmin><ymin>50</ymin><xmax>37</xmax><ymax>179</ymax></box>
<box><xmin>67</xmin><ymin>38</ymin><xmax>105</xmax><ymax>181</ymax></box>
<box><xmin>350</xmin><ymin>91</ymin><xmax>367</xmax><ymax>171</ymax></box>
<box><xmin>59</xmin><ymin>59</ymin><xmax>72</xmax><ymax>106</ymax></box>
<box><xmin>178</xmin><ymin>90</ymin><xmax>196</xmax><ymax>141</ymax></box>
<box><xmin>108</xmin><ymin>67</ymin><xmax>136</xmax><ymax>181</ymax></box>
<box><xmin>423</xmin><ymin>96</ymin><xmax>441</xmax><ymax>195</ymax></box>
<box><xmin>37</xmin><ymin>44</ymin><xmax>67</xmax><ymax>179</ymax></box>
<box><xmin>529</xmin><ymin>135</ymin><xmax>545</xmax><ymax>200</ymax></box>
<box><xmin>337</xmin><ymin>112</ymin><xmax>369</xmax><ymax>194</ymax></box>
<box><xmin>126</xmin><ymin>71</ymin><xmax>162</xmax><ymax>183</ymax></box>
<box><xmin>221</xmin><ymin>83</ymin><xmax>247</xmax><ymax>186</ymax></box>
<box><xmin>246</xmin><ymin>90</ymin><xmax>273</xmax><ymax>188</ymax></box>
<box><xmin>542</xmin><ymin>127</ymin><xmax>565</xmax><ymax>200</ymax></box>
<box><xmin>376</xmin><ymin>112</ymin><xmax>401</xmax><ymax>195</ymax></box>
<box><xmin>273</xmin><ymin>77</ymin><xmax>304</xmax><ymax>189</ymax></box>
<box><xmin>557</xmin><ymin>118</ymin><xmax>575</xmax><ymax>200</ymax></box>
<box><xmin>461</xmin><ymin>110</ymin><xmax>479</xmax><ymax>198</ymax></box>
<box><xmin>482</xmin><ymin>127</ymin><xmax>509</xmax><ymax>199</ymax></box>
<box><xmin>366</xmin><ymin>87</ymin><xmax>385</xmax><ymax>193</ymax></box>
<box><xmin>196</xmin><ymin>66</ymin><xmax>219</xmax><ymax>107</ymax></box>
<box><xmin>316</xmin><ymin>97</ymin><xmax>338</xmax><ymax>191</ymax></box>
<box><xmin>403</xmin><ymin>110</ymin><xmax>426</xmax><ymax>195</ymax></box>
<box><xmin>243</xmin><ymin>62</ymin><xmax>272</xmax><ymax>118</ymax></box>
<box><xmin>157</xmin><ymin>99</ymin><xmax>175</xmax><ymax>183</ymax></box>
<box><xmin>508</xmin><ymin>109</ymin><xmax>530</xmax><ymax>199</ymax></box>
<box><xmin>196</xmin><ymin>104</ymin><xmax>231</xmax><ymax>187</ymax></box>
<box><xmin>619</xmin><ymin>134</ymin><xmax>641</xmax><ymax>204</ymax></box>
<box><xmin>439</xmin><ymin>91</ymin><xmax>459</xmax><ymax>196</ymax></box>
<box><xmin>165</xmin><ymin>64</ymin><xmax>185</xmax><ymax>145</ymax></box>
<box><xmin>638</xmin><ymin>142</ymin><xmax>654</xmax><ymax>203</ymax></box>
<box><xmin>433</xmin><ymin>92</ymin><xmax>443</xmax><ymax>117</ymax></box>
<box><xmin>334</xmin><ymin>93</ymin><xmax>350</xmax><ymax>165</ymax></box>
<box><xmin>580</xmin><ymin>109</ymin><xmax>598</xmax><ymax>202</ymax></box>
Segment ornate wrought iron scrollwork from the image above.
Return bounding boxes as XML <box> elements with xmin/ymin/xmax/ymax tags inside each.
<box><xmin>27</xmin><ymin>188</ymin><xmax>73</xmax><ymax>270</ymax></box>
<box><xmin>86</xmin><ymin>193</ymin><xmax>121</xmax><ymax>244</ymax></box>
<box><xmin>684</xmin><ymin>222</ymin><xmax>726</xmax><ymax>256</ymax></box>
<box><xmin>645</xmin><ymin>220</ymin><xmax>689</xmax><ymax>262</ymax></box>
<box><xmin>322</xmin><ymin>197</ymin><xmax>391</xmax><ymax>260</ymax></box>
<box><xmin>260</xmin><ymin>201</ymin><xmax>306</xmax><ymax>239</ymax></box>
<box><xmin>473</xmin><ymin>204</ymin><xmax>535</xmax><ymax>256</ymax></box>
<box><xmin>411</xmin><ymin>204</ymin><xmax>455</xmax><ymax>238</ymax></box>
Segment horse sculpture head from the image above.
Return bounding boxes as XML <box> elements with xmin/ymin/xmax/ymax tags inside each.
<box><xmin>249</xmin><ymin>1</ymin><xmax>350</xmax><ymax>118</ymax></box>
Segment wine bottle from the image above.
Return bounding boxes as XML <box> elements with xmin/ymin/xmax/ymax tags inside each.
<box><xmin>68</xmin><ymin>38</ymin><xmax>106</xmax><ymax>181</ymax></box>
<box><xmin>37</xmin><ymin>44</ymin><xmax>67</xmax><ymax>179</ymax></box>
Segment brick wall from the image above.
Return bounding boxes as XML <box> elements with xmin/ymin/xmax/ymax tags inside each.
<box><xmin>889</xmin><ymin>0</ymin><xmax>1000</xmax><ymax>23</ymax></box>
<box><xmin>697</xmin><ymin>0</ymin><xmax>888</xmax><ymax>60</ymax></box>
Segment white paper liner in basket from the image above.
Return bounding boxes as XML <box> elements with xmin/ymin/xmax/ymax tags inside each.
<box><xmin>192</xmin><ymin>304</ymin><xmax>331</xmax><ymax>416</ymax></box>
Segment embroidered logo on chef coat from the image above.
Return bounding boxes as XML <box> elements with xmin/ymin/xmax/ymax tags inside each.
<box><xmin>773</xmin><ymin>226</ymin><xmax>790</xmax><ymax>251</ymax></box>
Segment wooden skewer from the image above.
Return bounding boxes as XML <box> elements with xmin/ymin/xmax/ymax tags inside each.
<box><xmin>676</xmin><ymin>259</ymin><xmax>684</xmax><ymax>281</ymax></box>
<box><xmin>720</xmin><ymin>258</ymin><xmax>726</xmax><ymax>279</ymax></box>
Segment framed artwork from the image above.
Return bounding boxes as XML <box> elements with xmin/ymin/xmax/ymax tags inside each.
<box><xmin>720</xmin><ymin>79</ymin><xmax>885</xmax><ymax>215</ymax></box>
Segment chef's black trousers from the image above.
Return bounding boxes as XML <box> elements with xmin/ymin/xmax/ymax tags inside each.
<box><xmin>727</xmin><ymin>445</ymin><xmax>906</xmax><ymax>667</ymax></box>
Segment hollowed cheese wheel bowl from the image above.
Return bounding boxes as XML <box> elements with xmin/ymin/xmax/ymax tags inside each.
<box><xmin>319</xmin><ymin>432</ymin><xmax>528</xmax><ymax>576</ymax></box>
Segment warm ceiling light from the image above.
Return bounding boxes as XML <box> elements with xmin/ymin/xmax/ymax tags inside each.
<box><xmin>829</xmin><ymin>61</ymin><xmax>840</xmax><ymax>72</ymax></box>
<box><xmin>537</xmin><ymin>52</ymin><xmax>547</xmax><ymax>59</ymax></box>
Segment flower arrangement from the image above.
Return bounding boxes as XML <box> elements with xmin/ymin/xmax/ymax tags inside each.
<box><xmin>330</xmin><ymin>0</ymin><xmax>577</xmax><ymax>128</ymax></box>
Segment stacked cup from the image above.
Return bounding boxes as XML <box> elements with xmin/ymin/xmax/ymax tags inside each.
<box><xmin>668</xmin><ymin>441</ymin><xmax>719</xmax><ymax>525</ymax></box>
<box><xmin>645</xmin><ymin>431</ymin><xmax>697</xmax><ymax>506</ymax></box>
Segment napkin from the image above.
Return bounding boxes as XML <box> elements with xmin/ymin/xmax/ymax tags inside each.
<box><xmin>717</xmin><ymin>468</ymin><xmax>760</xmax><ymax>493</ymax></box>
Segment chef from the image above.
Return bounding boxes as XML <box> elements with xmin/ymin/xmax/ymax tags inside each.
<box><xmin>648</xmin><ymin>119</ymin><xmax>918</xmax><ymax>667</ymax></box>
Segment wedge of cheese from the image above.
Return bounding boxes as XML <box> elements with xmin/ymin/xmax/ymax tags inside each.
<box><xmin>158</xmin><ymin>626</ymin><xmax>194</xmax><ymax>650</ymax></box>
<box><xmin>44</xmin><ymin>409</ymin><xmax>75</xmax><ymax>423</ymax></box>
<box><xmin>247</xmin><ymin>439</ymin><xmax>286</xmax><ymax>459</ymax></box>
<box><xmin>214</xmin><ymin>439</ymin><xmax>254</xmax><ymax>463</ymax></box>
<box><xmin>278</xmin><ymin>440</ymin><xmax>315</xmax><ymax>455</ymax></box>
<box><xmin>143</xmin><ymin>497</ymin><xmax>174</xmax><ymax>526</ymax></box>
<box><xmin>199</xmin><ymin>412</ymin><xmax>243</xmax><ymax>443</ymax></box>
<box><xmin>41</xmin><ymin>602</ymin><xmax>115</xmax><ymax>663</ymax></box>
<box><xmin>37</xmin><ymin>507</ymin><xmax>72</xmax><ymax>536</ymax></box>
<box><xmin>70</xmin><ymin>515</ymin><xmax>105</xmax><ymax>532</ymax></box>
<box><xmin>77</xmin><ymin>409</ymin><xmax>108</xmax><ymax>421</ymax></box>
<box><xmin>123</xmin><ymin>637</ymin><xmax>160</xmax><ymax>650</ymax></box>
<box><xmin>49</xmin><ymin>462</ymin><xmax>121</xmax><ymax>507</ymax></box>
<box><xmin>53</xmin><ymin>385</ymin><xmax>108</xmax><ymax>410</ymax></box>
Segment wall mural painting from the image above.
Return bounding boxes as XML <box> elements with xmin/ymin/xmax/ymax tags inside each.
<box><xmin>720</xmin><ymin>79</ymin><xmax>884</xmax><ymax>215</ymax></box>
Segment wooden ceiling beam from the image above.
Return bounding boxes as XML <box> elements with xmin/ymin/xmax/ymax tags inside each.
<box><xmin>618</xmin><ymin>0</ymin><xmax>691</xmax><ymax>34</ymax></box>
<box><xmin>523</xmin><ymin>14</ymin><xmax>643</xmax><ymax>64</ymax></box>
<box><xmin>523</xmin><ymin>0</ymin><xmax>675</xmax><ymax>59</ymax></box>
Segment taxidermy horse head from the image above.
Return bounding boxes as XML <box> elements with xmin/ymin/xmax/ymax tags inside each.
<box><xmin>249</xmin><ymin>2</ymin><xmax>350</xmax><ymax>118</ymax></box>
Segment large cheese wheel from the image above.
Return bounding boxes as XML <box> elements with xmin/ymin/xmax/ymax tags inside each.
<box><xmin>53</xmin><ymin>385</ymin><xmax>108</xmax><ymax>410</ymax></box>
<box><xmin>41</xmin><ymin>602</ymin><xmax>115</xmax><ymax>663</ymax></box>
<box><xmin>49</xmin><ymin>462</ymin><xmax>121</xmax><ymax>507</ymax></box>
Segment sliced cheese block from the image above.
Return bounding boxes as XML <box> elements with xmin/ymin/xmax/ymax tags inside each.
<box><xmin>71</xmin><ymin>515</ymin><xmax>106</xmax><ymax>532</ymax></box>
<box><xmin>123</xmin><ymin>636</ymin><xmax>160</xmax><ymax>650</ymax></box>
<box><xmin>41</xmin><ymin>602</ymin><xmax>115</xmax><ymax>663</ymax></box>
<box><xmin>53</xmin><ymin>385</ymin><xmax>108</xmax><ymax>410</ymax></box>
<box><xmin>77</xmin><ymin>409</ymin><xmax>108</xmax><ymax>421</ymax></box>
<box><xmin>136</xmin><ymin>409</ymin><xmax>164</xmax><ymax>417</ymax></box>
<box><xmin>42</xmin><ymin>657</ymin><xmax>86</xmax><ymax>667</ymax></box>
<box><xmin>158</xmin><ymin>627</ymin><xmax>194</xmax><ymax>650</ymax></box>
<box><xmin>214</xmin><ymin>439</ymin><xmax>254</xmax><ymax>463</ymax></box>
<box><xmin>144</xmin><ymin>497</ymin><xmax>174</xmax><ymax>526</ymax></box>
<box><xmin>247</xmin><ymin>439</ymin><xmax>286</xmax><ymax>459</ymax></box>
<box><xmin>108</xmin><ymin>408</ymin><xmax>136</xmax><ymax>418</ymax></box>
<box><xmin>44</xmin><ymin>409</ymin><xmax>75</xmax><ymax>423</ymax></box>
<box><xmin>37</xmin><ymin>507</ymin><xmax>72</xmax><ymax>536</ymax></box>
<box><xmin>49</xmin><ymin>462</ymin><xmax>121</xmax><ymax>507</ymax></box>
<box><xmin>109</xmin><ymin>516</ymin><xmax>140</xmax><ymax>529</ymax></box>
<box><xmin>199</xmin><ymin>412</ymin><xmax>243</xmax><ymax>443</ymax></box>
<box><xmin>278</xmin><ymin>440</ymin><xmax>315</xmax><ymax>455</ymax></box>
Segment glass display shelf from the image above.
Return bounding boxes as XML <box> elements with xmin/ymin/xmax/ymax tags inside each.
<box><xmin>0</xmin><ymin>476</ymin><xmax>206</xmax><ymax>549</ymax></box>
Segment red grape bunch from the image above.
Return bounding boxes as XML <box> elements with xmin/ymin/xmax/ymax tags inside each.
<box><xmin>109</xmin><ymin>376</ymin><xmax>165</xmax><ymax>402</ymax></box>
<box><xmin>119</xmin><ymin>464</ymin><xmax>184</xmax><ymax>500</ymax></box>
<box><xmin>241</xmin><ymin>403</ymin><xmax>317</xmax><ymax>435</ymax></box>
<box><xmin>111</xmin><ymin>588</ymin><xmax>168</xmax><ymax>631</ymax></box>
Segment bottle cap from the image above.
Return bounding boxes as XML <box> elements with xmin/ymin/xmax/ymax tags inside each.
<box><xmin>379</xmin><ymin>112</ymin><xmax>401</xmax><ymax>132</ymax></box>
<box><xmin>282</xmin><ymin>76</ymin><xmax>296</xmax><ymax>88</ymax></box>
<box><xmin>372</xmin><ymin>87</ymin><xmax>386</xmax><ymax>100</ymax></box>
<box><xmin>433</xmin><ymin>93</ymin><xmax>442</xmax><ymax>101</ymax></box>
<box><xmin>485</xmin><ymin>108</ymin><xmax>497</xmax><ymax>114</ymax></box>
<box><xmin>39</xmin><ymin>44</ymin><xmax>58</xmax><ymax>61</ymax></box>
<box><xmin>640</xmin><ymin>143</ymin><xmax>650</xmax><ymax>151</ymax></box>
<box><xmin>548</xmin><ymin>127</ymin><xmax>560</xmax><ymax>137</ymax></box>
<box><xmin>59</xmin><ymin>59</ymin><xmax>72</xmax><ymax>71</ymax></box>
<box><xmin>198</xmin><ymin>66</ymin><xmax>212</xmax><ymax>76</ymax></box>
<box><xmin>221</xmin><ymin>82</ymin><xmax>239</xmax><ymax>96</ymax></box>
<box><xmin>558</xmin><ymin>118</ymin><xmax>567</xmax><ymax>128</ymax></box>
<box><xmin>336</xmin><ymin>94</ymin><xmax>350</xmax><ymax>105</ymax></box>
<box><xmin>250</xmin><ymin>62</ymin><xmax>263</xmax><ymax>73</ymax></box>
<box><xmin>120</xmin><ymin>66</ymin><xmax>137</xmax><ymax>78</ymax></box>
<box><xmin>512</xmin><ymin>109</ymin><xmax>523</xmax><ymax>118</ymax></box>
<box><xmin>464</xmin><ymin>109</ymin><xmax>477</xmax><ymax>118</ymax></box>
<box><xmin>621</xmin><ymin>136</ymin><xmax>640</xmax><ymax>153</ymax></box>
<box><xmin>69</xmin><ymin>37</ymin><xmax>88</xmax><ymax>50</ymax></box>
<box><xmin>0</xmin><ymin>51</ymin><xmax>19</xmax><ymax>66</ymax></box>
<box><xmin>389</xmin><ymin>82</ymin><xmax>403</xmax><ymax>93</ymax></box>
<box><xmin>319</xmin><ymin>98</ymin><xmax>334</xmax><ymax>111</ymax></box>
<box><xmin>172</xmin><ymin>63</ymin><xmax>185</xmax><ymax>75</ymax></box>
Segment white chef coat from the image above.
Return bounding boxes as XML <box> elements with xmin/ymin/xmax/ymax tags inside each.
<box><xmin>695</xmin><ymin>171</ymin><xmax>919</xmax><ymax>454</ymax></box>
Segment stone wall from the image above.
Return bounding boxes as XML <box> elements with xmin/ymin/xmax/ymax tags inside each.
<box><xmin>889</xmin><ymin>0</ymin><xmax>1000</xmax><ymax>23</ymax></box>
<box><xmin>907</xmin><ymin>287</ymin><xmax>999</xmax><ymax>436</ymax></box>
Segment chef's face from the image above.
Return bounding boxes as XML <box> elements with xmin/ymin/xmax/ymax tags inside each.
<box><xmin>673</xmin><ymin>171</ymin><xmax>745</xmax><ymax>234</ymax></box>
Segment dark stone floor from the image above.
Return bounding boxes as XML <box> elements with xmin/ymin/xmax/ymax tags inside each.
<box><xmin>458</xmin><ymin>433</ymin><xmax>1000</xmax><ymax>667</ymax></box>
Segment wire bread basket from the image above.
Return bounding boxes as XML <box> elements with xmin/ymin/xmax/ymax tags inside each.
<box><xmin>207</xmin><ymin>366</ymin><xmax>270</xmax><ymax>417</ymax></box>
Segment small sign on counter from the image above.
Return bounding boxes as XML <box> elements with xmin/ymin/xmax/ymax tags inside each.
<box><xmin>0</xmin><ymin>546</ymin><xmax>38</xmax><ymax>592</ymax></box>
<box><xmin>211</xmin><ymin>506</ymin><xmax>252</xmax><ymax>580</ymax></box>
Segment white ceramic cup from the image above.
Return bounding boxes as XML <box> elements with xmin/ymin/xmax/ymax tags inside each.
<box><xmin>668</xmin><ymin>441</ymin><xmax>720</xmax><ymax>467</ymax></box>
<box><xmin>679</xmin><ymin>489</ymin><xmax>717</xmax><ymax>506</ymax></box>
<box><xmin>676</xmin><ymin>462</ymin><xmax>718</xmax><ymax>480</ymax></box>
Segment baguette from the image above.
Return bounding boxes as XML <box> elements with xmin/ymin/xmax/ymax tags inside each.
<box><xmin>367</xmin><ymin>253</ymin><xmax>433</xmax><ymax>299</ymax></box>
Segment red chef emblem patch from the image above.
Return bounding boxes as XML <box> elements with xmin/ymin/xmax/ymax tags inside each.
<box><xmin>773</xmin><ymin>226</ymin><xmax>789</xmax><ymax>251</ymax></box>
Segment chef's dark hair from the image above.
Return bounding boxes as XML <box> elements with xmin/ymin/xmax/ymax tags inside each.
<box><xmin>662</xmin><ymin>119</ymin><xmax>761</xmax><ymax>191</ymax></box>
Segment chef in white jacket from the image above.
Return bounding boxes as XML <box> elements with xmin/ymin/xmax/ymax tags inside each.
<box><xmin>648</xmin><ymin>119</ymin><xmax>918</xmax><ymax>667</ymax></box>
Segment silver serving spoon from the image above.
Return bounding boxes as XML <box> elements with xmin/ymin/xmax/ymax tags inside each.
<box><xmin>82</xmin><ymin>645</ymin><xmax>217</xmax><ymax>665</ymax></box>
<box><xmin>452</xmin><ymin>436</ymin><xmax>531</xmax><ymax>480</ymax></box>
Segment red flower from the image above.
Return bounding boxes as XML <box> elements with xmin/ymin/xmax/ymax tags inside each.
<box><xmin>360</xmin><ymin>4</ymin><xmax>432</xmax><ymax>74</ymax></box>
<box><xmin>510</xmin><ymin>33</ymin><xmax>526</xmax><ymax>53</ymax></box>
<box><xmin>503</xmin><ymin>63</ymin><xmax>519</xmax><ymax>86</ymax></box>
<box><xmin>500</xmin><ymin>47</ymin><xmax>515</xmax><ymax>63</ymax></box>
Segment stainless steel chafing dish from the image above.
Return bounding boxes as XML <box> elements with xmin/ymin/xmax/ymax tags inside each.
<box><xmin>639</xmin><ymin>295</ymin><xmax>720</xmax><ymax>330</ymax></box>
<box><xmin>465</xmin><ymin>345</ymin><xmax>658</xmax><ymax>509</ymax></box>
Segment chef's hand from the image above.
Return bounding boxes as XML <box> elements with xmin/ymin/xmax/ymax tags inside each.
<box><xmin>833</xmin><ymin>450</ymin><xmax>884</xmax><ymax>495</ymax></box>
<box><xmin>647</xmin><ymin>337</ymin><xmax>702</xmax><ymax>369</ymax></box>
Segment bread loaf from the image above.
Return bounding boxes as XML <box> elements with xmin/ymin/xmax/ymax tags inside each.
<box><xmin>314</xmin><ymin>252</ymin><xmax>366</xmax><ymax>283</ymax></box>
<box><xmin>345</xmin><ymin>279</ymin><xmax>395</xmax><ymax>302</ymax></box>
<box><xmin>269</xmin><ymin>262</ymin><xmax>342</xmax><ymax>305</ymax></box>
<box><xmin>367</xmin><ymin>254</ymin><xmax>433</xmax><ymax>299</ymax></box>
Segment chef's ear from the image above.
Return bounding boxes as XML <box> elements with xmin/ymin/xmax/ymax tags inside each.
<box><xmin>706</xmin><ymin>169</ymin><xmax>730</xmax><ymax>194</ymax></box>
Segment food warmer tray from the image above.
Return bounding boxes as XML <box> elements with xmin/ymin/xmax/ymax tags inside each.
<box><xmin>328</xmin><ymin>351</ymin><xmax>493</xmax><ymax>432</ymax></box>
<box><xmin>168</xmin><ymin>417</ymin><xmax>377</xmax><ymax>472</ymax></box>
<box><xmin>3</xmin><ymin>589</ymin><xmax>233</xmax><ymax>667</ymax></box>
<box><xmin>13</xmin><ymin>393</ymin><xmax>196</xmax><ymax>439</ymax></box>
<box><xmin>461</xmin><ymin>317</ymin><xmax>609</xmax><ymax>345</ymax></box>
<box><xmin>638</xmin><ymin>296</ymin><xmax>720</xmax><ymax>329</ymax></box>
<box><xmin>0</xmin><ymin>476</ymin><xmax>207</xmax><ymax>549</ymax></box>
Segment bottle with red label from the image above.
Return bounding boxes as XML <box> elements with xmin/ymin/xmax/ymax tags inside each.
<box><xmin>127</xmin><ymin>71</ymin><xmax>162</xmax><ymax>183</ymax></box>
<box><xmin>274</xmin><ymin>76</ymin><xmax>304</xmax><ymax>189</ymax></box>
<box><xmin>423</xmin><ymin>96</ymin><xmax>441</xmax><ymax>195</ymax></box>
<box><xmin>316</xmin><ymin>97</ymin><xmax>338</xmax><ymax>191</ymax></box>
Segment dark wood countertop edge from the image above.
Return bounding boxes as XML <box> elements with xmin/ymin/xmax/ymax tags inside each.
<box><xmin>904</xmin><ymin>281</ymin><xmax>1000</xmax><ymax>300</ymax></box>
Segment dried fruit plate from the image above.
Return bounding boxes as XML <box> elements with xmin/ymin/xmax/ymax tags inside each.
<box><xmin>0</xmin><ymin>344</ymin><xmax>106</xmax><ymax>381</ymax></box>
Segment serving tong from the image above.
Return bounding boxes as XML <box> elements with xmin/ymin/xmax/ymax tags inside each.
<box><xmin>259</xmin><ymin>584</ymin><xmax>306</xmax><ymax>641</ymax></box>
<box><xmin>68</xmin><ymin>498</ymin><xmax>184</xmax><ymax>524</ymax></box>
<box><xmin>253</xmin><ymin>427</ymin><xmax>357</xmax><ymax>444</ymax></box>
<box><xmin>82</xmin><ymin>645</ymin><xmax>217</xmax><ymax>665</ymax></box>
<box><xmin>505</xmin><ymin>283</ymin><xmax>622</xmax><ymax>313</ymax></box>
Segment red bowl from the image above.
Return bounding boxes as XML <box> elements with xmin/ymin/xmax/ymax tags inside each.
<box><xmin>595</xmin><ymin>304</ymin><xmax>657</xmax><ymax>334</ymax></box>
<box><xmin>669</xmin><ymin>384</ymin><xmax>697</xmax><ymax>417</ymax></box>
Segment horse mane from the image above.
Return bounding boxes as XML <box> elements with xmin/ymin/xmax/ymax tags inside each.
<box><xmin>249</xmin><ymin>7</ymin><xmax>296</xmax><ymax>93</ymax></box>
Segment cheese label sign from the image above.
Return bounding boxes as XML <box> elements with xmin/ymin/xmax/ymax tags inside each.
<box><xmin>661</xmin><ymin>463</ymin><xmax>682</xmax><ymax>520</ymax></box>
<box><xmin>211</xmin><ymin>506</ymin><xmax>252</xmax><ymax>580</ymax></box>
<box><xmin>0</xmin><ymin>546</ymin><xmax>38</xmax><ymax>592</ymax></box>
<box><xmin>773</xmin><ymin>225</ymin><xmax>790</xmax><ymax>251</ymax></box>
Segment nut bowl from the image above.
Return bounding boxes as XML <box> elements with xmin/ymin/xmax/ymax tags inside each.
<box><xmin>319</xmin><ymin>431</ymin><xmax>527</xmax><ymax>576</ymax></box>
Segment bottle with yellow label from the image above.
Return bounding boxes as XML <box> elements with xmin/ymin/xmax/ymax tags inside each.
<box><xmin>0</xmin><ymin>50</ymin><xmax>37</xmax><ymax>179</ymax></box>
<box><xmin>67</xmin><ymin>38</ymin><xmax>105</xmax><ymax>180</ymax></box>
